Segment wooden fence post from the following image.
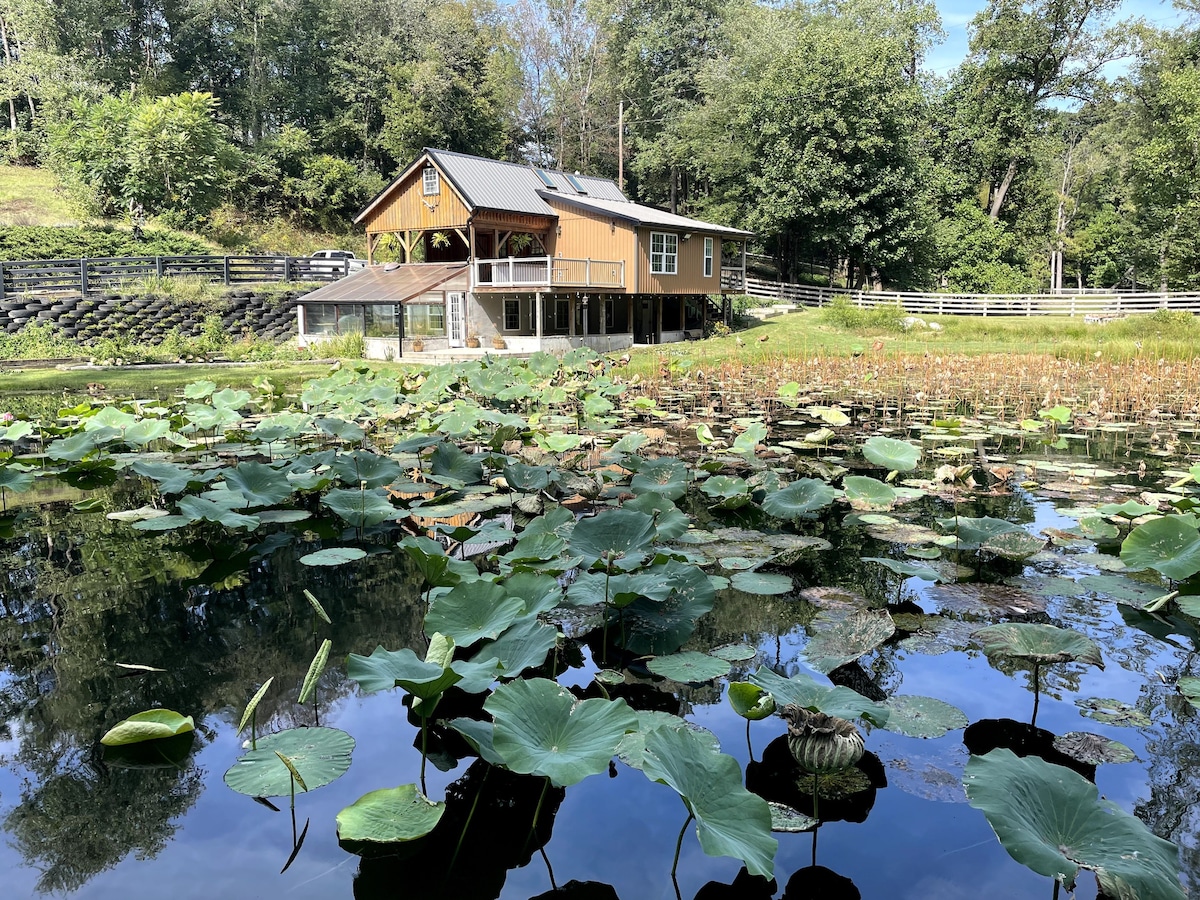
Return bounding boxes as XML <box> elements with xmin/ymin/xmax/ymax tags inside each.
<box><xmin>283</xmin><ymin>257</ymin><xmax>292</xmax><ymax>282</ymax></box>
<box><xmin>0</xmin><ymin>263</ymin><xmax>5</xmax><ymax>301</ymax></box>
<box><xmin>223</xmin><ymin>257</ymin><xmax>231</xmax><ymax>285</ymax></box>
<box><xmin>156</xmin><ymin>256</ymin><xmax>164</xmax><ymax>277</ymax></box>
<box><xmin>80</xmin><ymin>258</ymin><xmax>89</xmax><ymax>295</ymax></box>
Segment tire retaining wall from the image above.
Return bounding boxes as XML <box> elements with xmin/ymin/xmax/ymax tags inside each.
<box><xmin>0</xmin><ymin>288</ymin><xmax>312</xmax><ymax>344</ymax></box>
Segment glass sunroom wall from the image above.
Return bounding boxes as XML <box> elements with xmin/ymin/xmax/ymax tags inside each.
<box><xmin>305</xmin><ymin>303</ymin><xmax>339</xmax><ymax>334</ymax></box>
<box><xmin>364</xmin><ymin>304</ymin><xmax>398</xmax><ymax>337</ymax></box>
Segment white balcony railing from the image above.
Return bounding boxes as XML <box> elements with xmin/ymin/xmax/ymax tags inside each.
<box><xmin>474</xmin><ymin>256</ymin><xmax>625</xmax><ymax>289</ymax></box>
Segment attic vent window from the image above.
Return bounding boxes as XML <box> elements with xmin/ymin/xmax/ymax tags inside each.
<box><xmin>535</xmin><ymin>168</ymin><xmax>558</xmax><ymax>190</ymax></box>
<box><xmin>423</xmin><ymin>166</ymin><xmax>440</xmax><ymax>196</ymax></box>
<box><xmin>565</xmin><ymin>174</ymin><xmax>587</xmax><ymax>194</ymax></box>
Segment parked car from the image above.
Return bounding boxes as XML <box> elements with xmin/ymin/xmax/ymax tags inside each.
<box><xmin>307</xmin><ymin>249</ymin><xmax>366</xmax><ymax>275</ymax></box>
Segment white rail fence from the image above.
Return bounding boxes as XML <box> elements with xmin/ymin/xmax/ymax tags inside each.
<box><xmin>735</xmin><ymin>275</ymin><xmax>1200</xmax><ymax>317</ymax></box>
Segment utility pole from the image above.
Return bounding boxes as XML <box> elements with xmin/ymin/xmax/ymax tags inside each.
<box><xmin>618</xmin><ymin>100</ymin><xmax>625</xmax><ymax>193</ymax></box>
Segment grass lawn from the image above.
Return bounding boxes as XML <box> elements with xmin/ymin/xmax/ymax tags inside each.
<box><xmin>0</xmin><ymin>165</ymin><xmax>82</xmax><ymax>226</ymax></box>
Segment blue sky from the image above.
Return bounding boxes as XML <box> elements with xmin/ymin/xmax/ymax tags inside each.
<box><xmin>924</xmin><ymin>0</ymin><xmax>1191</xmax><ymax>76</ymax></box>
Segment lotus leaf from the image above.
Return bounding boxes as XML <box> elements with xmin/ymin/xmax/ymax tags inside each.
<box><xmin>1120</xmin><ymin>515</ymin><xmax>1200</xmax><ymax>581</ymax></box>
<box><xmin>615</xmin><ymin>710</ymin><xmax>718</xmax><ymax>771</ymax></box>
<box><xmin>862</xmin><ymin>556</ymin><xmax>941</xmax><ymax>582</ymax></box>
<box><xmin>1052</xmin><ymin>732</ymin><xmax>1135</xmax><ymax>765</ymax></box>
<box><xmin>331</xmin><ymin>451</ymin><xmax>403</xmax><ymax>489</ymax></box>
<box><xmin>425</xmin><ymin>582</ymin><xmax>524</xmax><ymax>646</ymax></box>
<box><xmin>183</xmin><ymin>379</ymin><xmax>216</xmax><ymax>399</ymax></box>
<box><xmin>749</xmin><ymin>667</ymin><xmax>887</xmax><ymax>727</ymax></box>
<box><xmin>472</xmin><ymin>615</ymin><xmax>558</xmax><ymax>677</ymax></box>
<box><xmin>100</xmin><ymin>709</ymin><xmax>195</xmax><ymax>746</ymax></box>
<box><xmin>1075</xmin><ymin>697</ymin><xmax>1151</xmax><ymax>727</ymax></box>
<box><xmin>971</xmin><ymin>623</ymin><xmax>1103</xmax><ymax>668</ymax></box>
<box><xmin>500</xmin><ymin>571</ymin><xmax>563</xmax><ymax>615</ymax></box>
<box><xmin>619</xmin><ymin>561</ymin><xmax>716</xmax><ymax>655</ymax></box>
<box><xmin>936</xmin><ymin>515</ymin><xmax>1025</xmax><ymax>550</ymax></box>
<box><xmin>346</xmin><ymin>646</ymin><xmax>461</xmax><ymax>699</ymax></box>
<box><xmin>804</xmin><ymin>609</ymin><xmax>896</xmax><ymax>674</ymax></box>
<box><xmin>963</xmin><ymin>748</ymin><xmax>1183</xmax><ymax>898</ymax></box>
<box><xmin>767</xmin><ymin>802</ymin><xmax>819</xmax><ymax>833</ymax></box>
<box><xmin>728</xmin><ymin>683</ymin><xmax>777</xmax><ymax>721</ymax></box>
<box><xmin>646</xmin><ymin>651</ymin><xmax>732</xmax><ymax>683</ymax></box>
<box><xmin>879</xmin><ymin>695</ymin><xmax>967</xmax><ymax>738</ymax></box>
<box><xmin>732</xmin><ymin>422</ymin><xmax>768</xmax><ymax>458</ymax></box>
<box><xmin>177</xmin><ymin>495</ymin><xmax>260</xmax><ymax>530</ymax></box>
<box><xmin>0</xmin><ymin>467</ymin><xmax>34</xmax><ymax>493</ymax></box>
<box><xmin>485</xmin><ymin>678</ymin><xmax>637</xmax><ymax>787</ymax></box>
<box><xmin>565</xmin><ymin>570</ymin><xmax>673</xmax><ymax>608</ymax></box>
<box><xmin>729</xmin><ymin>571</ymin><xmax>793</xmax><ymax>595</ymax></box>
<box><xmin>504</xmin><ymin>463</ymin><xmax>559</xmax><ymax>492</ymax></box>
<box><xmin>316</xmin><ymin>416</ymin><xmax>366</xmax><ymax>442</ymax></box>
<box><xmin>642</xmin><ymin>726</ymin><xmax>777</xmax><ymax>878</ymax></box>
<box><xmin>211</xmin><ymin>388</ymin><xmax>251</xmax><ymax>410</ymax></box>
<box><xmin>569</xmin><ymin>507</ymin><xmax>656</xmax><ymax>569</ymax></box>
<box><xmin>700</xmin><ymin>475</ymin><xmax>752</xmax><ymax>510</ymax></box>
<box><xmin>122</xmin><ymin>419</ymin><xmax>171</xmax><ymax>446</ymax></box>
<box><xmin>336</xmin><ymin>784</ymin><xmax>445</xmax><ymax>853</ymax></box>
<box><xmin>622</xmin><ymin>493</ymin><xmax>691</xmax><ymax>541</ymax></box>
<box><xmin>398</xmin><ymin>535</ymin><xmax>458</xmax><ymax>589</ymax></box>
<box><xmin>1098</xmin><ymin>499</ymin><xmax>1159</xmax><ymax>518</ymax></box>
<box><xmin>431</xmin><ymin>442</ymin><xmax>484</xmax><ymax>483</ymax></box>
<box><xmin>447</xmin><ymin>717</ymin><xmax>506</xmax><ymax>766</ymax></box>
<box><xmin>131</xmin><ymin>460</ymin><xmax>217</xmax><ymax>495</ymax></box>
<box><xmin>630</xmin><ymin>458</ymin><xmax>688</xmax><ymax>500</ymax></box>
<box><xmin>322</xmin><ymin>488</ymin><xmax>398</xmax><ymax>527</ymax></box>
<box><xmin>862</xmin><ymin>436</ymin><xmax>920</xmax><ymax>471</ymax></box>
<box><xmin>842</xmin><ymin>475</ymin><xmax>897</xmax><ymax>510</ymax></box>
<box><xmin>761</xmin><ymin>479</ymin><xmax>838</xmax><ymax>519</ymax></box>
<box><xmin>223</xmin><ymin>726</ymin><xmax>355</xmax><ymax>797</ymax></box>
<box><xmin>0</xmin><ymin>419</ymin><xmax>34</xmax><ymax>442</ymax></box>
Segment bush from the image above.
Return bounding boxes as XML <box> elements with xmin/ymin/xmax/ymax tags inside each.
<box><xmin>0</xmin><ymin>224</ymin><xmax>212</xmax><ymax>259</ymax></box>
<box><xmin>818</xmin><ymin>296</ymin><xmax>907</xmax><ymax>331</ymax></box>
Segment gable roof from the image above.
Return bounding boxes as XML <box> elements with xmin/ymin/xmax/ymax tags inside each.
<box><xmin>355</xmin><ymin>148</ymin><xmax>752</xmax><ymax>237</ymax></box>
<box><xmin>540</xmin><ymin>191</ymin><xmax>752</xmax><ymax>238</ymax></box>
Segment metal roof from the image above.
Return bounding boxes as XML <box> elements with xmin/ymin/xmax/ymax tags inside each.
<box><xmin>539</xmin><ymin>191</ymin><xmax>753</xmax><ymax>237</ymax></box>
<box><xmin>297</xmin><ymin>263</ymin><xmax>468</xmax><ymax>305</ymax></box>
<box><xmin>427</xmin><ymin>148</ymin><xmax>628</xmax><ymax>216</ymax></box>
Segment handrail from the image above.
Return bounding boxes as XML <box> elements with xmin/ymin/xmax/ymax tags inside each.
<box><xmin>473</xmin><ymin>256</ymin><xmax>625</xmax><ymax>289</ymax></box>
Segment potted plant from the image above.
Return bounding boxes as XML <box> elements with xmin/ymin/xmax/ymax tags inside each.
<box><xmin>465</xmin><ymin>333</ymin><xmax>481</xmax><ymax>349</ymax></box>
<box><xmin>411</xmin><ymin>337</ymin><xmax>424</xmax><ymax>352</ymax></box>
<box><xmin>492</xmin><ymin>335</ymin><xmax>507</xmax><ymax>350</ymax></box>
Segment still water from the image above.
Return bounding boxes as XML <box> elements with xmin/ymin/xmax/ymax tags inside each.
<box><xmin>0</xmin><ymin>445</ymin><xmax>1197</xmax><ymax>900</ymax></box>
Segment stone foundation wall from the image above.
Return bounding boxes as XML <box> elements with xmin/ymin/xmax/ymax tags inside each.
<box><xmin>0</xmin><ymin>288</ymin><xmax>312</xmax><ymax>344</ymax></box>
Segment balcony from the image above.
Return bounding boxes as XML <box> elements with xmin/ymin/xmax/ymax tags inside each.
<box><xmin>473</xmin><ymin>256</ymin><xmax>625</xmax><ymax>290</ymax></box>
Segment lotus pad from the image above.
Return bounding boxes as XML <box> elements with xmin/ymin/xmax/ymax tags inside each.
<box><xmin>224</xmin><ymin>727</ymin><xmax>355</xmax><ymax>797</ymax></box>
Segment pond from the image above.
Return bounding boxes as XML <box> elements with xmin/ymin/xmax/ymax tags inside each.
<box><xmin>1</xmin><ymin>352</ymin><xmax>1198</xmax><ymax>900</ymax></box>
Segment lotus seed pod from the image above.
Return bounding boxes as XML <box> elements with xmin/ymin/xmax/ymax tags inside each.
<box><xmin>780</xmin><ymin>704</ymin><xmax>865</xmax><ymax>774</ymax></box>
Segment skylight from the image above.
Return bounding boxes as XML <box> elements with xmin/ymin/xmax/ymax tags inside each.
<box><xmin>534</xmin><ymin>168</ymin><xmax>558</xmax><ymax>189</ymax></box>
<box><xmin>565</xmin><ymin>174</ymin><xmax>588</xmax><ymax>194</ymax></box>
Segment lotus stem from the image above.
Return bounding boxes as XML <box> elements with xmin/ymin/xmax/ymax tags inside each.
<box><xmin>1051</xmin><ymin>878</ymin><xmax>1060</xmax><ymax>900</ymax></box>
<box><xmin>420</xmin><ymin>716</ymin><xmax>429</xmax><ymax>795</ymax></box>
<box><xmin>523</xmin><ymin>776</ymin><xmax>551</xmax><ymax>857</ymax></box>
<box><xmin>289</xmin><ymin>772</ymin><xmax>296</xmax><ymax>813</ymax></box>
<box><xmin>448</xmin><ymin>767</ymin><xmax>489</xmax><ymax>874</ymax></box>
<box><xmin>671</xmin><ymin>809</ymin><xmax>694</xmax><ymax>882</ymax></box>
<box><xmin>811</xmin><ymin>821</ymin><xmax>818</xmax><ymax>868</ymax></box>
<box><xmin>812</xmin><ymin>771</ymin><xmax>820</xmax><ymax>822</ymax></box>
<box><xmin>1031</xmin><ymin>662</ymin><xmax>1041</xmax><ymax>728</ymax></box>
<box><xmin>746</xmin><ymin>718</ymin><xmax>754</xmax><ymax>763</ymax></box>
<box><xmin>539</xmin><ymin>846</ymin><xmax>557</xmax><ymax>891</ymax></box>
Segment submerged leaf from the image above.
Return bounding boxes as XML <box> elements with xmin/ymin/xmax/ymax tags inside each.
<box><xmin>805</xmin><ymin>609</ymin><xmax>896</xmax><ymax>674</ymax></box>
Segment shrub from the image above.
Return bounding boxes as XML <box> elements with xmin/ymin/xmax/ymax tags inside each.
<box><xmin>0</xmin><ymin>224</ymin><xmax>212</xmax><ymax>259</ymax></box>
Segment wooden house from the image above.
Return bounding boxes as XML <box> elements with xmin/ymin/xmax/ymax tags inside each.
<box><xmin>295</xmin><ymin>148</ymin><xmax>750</xmax><ymax>357</ymax></box>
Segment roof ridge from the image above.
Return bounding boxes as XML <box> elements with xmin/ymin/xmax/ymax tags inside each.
<box><xmin>425</xmin><ymin>147</ymin><xmax>618</xmax><ymax>185</ymax></box>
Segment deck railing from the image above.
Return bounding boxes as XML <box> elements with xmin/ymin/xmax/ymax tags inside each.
<box><xmin>0</xmin><ymin>255</ymin><xmax>365</xmax><ymax>299</ymax></box>
<box><xmin>726</xmin><ymin>275</ymin><xmax>1200</xmax><ymax>317</ymax></box>
<box><xmin>473</xmin><ymin>256</ymin><xmax>625</xmax><ymax>289</ymax></box>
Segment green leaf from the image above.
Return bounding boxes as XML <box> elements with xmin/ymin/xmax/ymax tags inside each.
<box><xmin>485</xmin><ymin>678</ymin><xmax>638</xmax><ymax>787</ymax></box>
<box><xmin>503</xmin><ymin>463</ymin><xmax>559</xmax><ymax>492</ymax></box>
<box><xmin>1178</xmin><ymin>677</ymin><xmax>1200</xmax><ymax>710</ymax></box>
<box><xmin>728</xmin><ymin>682</ymin><xmax>777</xmax><ymax>721</ymax></box>
<box><xmin>642</xmin><ymin>726</ymin><xmax>777</xmax><ymax>879</ymax></box>
<box><xmin>1098</xmin><ymin>499</ymin><xmax>1159</xmax><ymax>518</ymax></box>
<box><xmin>862</xmin><ymin>556</ymin><xmax>942</xmax><ymax>582</ymax></box>
<box><xmin>331</xmin><ymin>451</ymin><xmax>403</xmax><ymax>489</ymax></box>
<box><xmin>761</xmin><ymin>478</ymin><xmax>838</xmax><ymax>519</ymax></box>
<box><xmin>346</xmin><ymin>646</ymin><xmax>461</xmax><ymax>699</ymax></box>
<box><xmin>322</xmin><ymin>488</ymin><xmax>398</xmax><ymax>527</ymax></box>
<box><xmin>630</xmin><ymin>457</ymin><xmax>688</xmax><ymax>500</ymax></box>
<box><xmin>425</xmin><ymin>581</ymin><xmax>524</xmax><ymax>646</ymax></box>
<box><xmin>300</xmin><ymin>547</ymin><xmax>368</xmax><ymax>567</ymax></box>
<box><xmin>879</xmin><ymin>695</ymin><xmax>967</xmax><ymax>738</ymax></box>
<box><xmin>646</xmin><ymin>651</ymin><xmax>732</xmax><ymax>683</ymax></box>
<box><xmin>336</xmin><ymin>785</ymin><xmax>446</xmax><ymax>854</ymax></box>
<box><xmin>238</xmin><ymin>678</ymin><xmax>275</xmax><ymax>735</ymax></box>
<box><xmin>0</xmin><ymin>467</ymin><xmax>35</xmax><ymax>493</ymax></box>
<box><xmin>303</xmin><ymin>589</ymin><xmax>332</xmax><ymax>624</ymax></box>
<box><xmin>300</xmin><ymin>639</ymin><xmax>332</xmax><ymax>705</ymax></box>
<box><xmin>131</xmin><ymin>460</ymin><xmax>219</xmax><ymax>495</ymax></box>
<box><xmin>1120</xmin><ymin>515</ymin><xmax>1200</xmax><ymax>581</ymax></box>
<box><xmin>963</xmin><ymin>748</ymin><xmax>1184</xmax><ymax>898</ymax></box>
<box><xmin>223</xmin><ymin>727</ymin><xmax>355</xmax><ymax>797</ymax></box>
<box><xmin>730</xmin><ymin>571</ymin><xmax>794</xmax><ymax>595</ymax></box>
<box><xmin>447</xmin><ymin>717</ymin><xmax>506</xmax><ymax>766</ymax></box>
<box><xmin>100</xmin><ymin>709</ymin><xmax>195</xmax><ymax>746</ymax></box>
<box><xmin>862</xmin><ymin>436</ymin><xmax>920</xmax><ymax>472</ymax></box>
<box><xmin>430</xmin><ymin>441</ymin><xmax>483</xmax><ymax>483</ymax></box>
<box><xmin>937</xmin><ymin>515</ymin><xmax>1025</xmax><ymax>550</ymax></box>
<box><xmin>569</xmin><ymin>507</ymin><xmax>657</xmax><ymax>568</ymax></box>
<box><xmin>472</xmin><ymin>615</ymin><xmax>558</xmax><ymax>677</ymax></box>
<box><xmin>619</xmin><ymin>561</ymin><xmax>716</xmax><ymax>655</ymax></box>
<box><xmin>971</xmin><ymin>623</ymin><xmax>1103</xmax><ymax>668</ymax></box>
<box><xmin>842</xmin><ymin>475</ymin><xmax>897</xmax><ymax>510</ymax></box>
<box><xmin>222</xmin><ymin>461</ymin><xmax>296</xmax><ymax>507</ymax></box>
<box><xmin>749</xmin><ymin>667</ymin><xmax>887</xmax><ymax>727</ymax></box>
<box><xmin>1038</xmin><ymin>405</ymin><xmax>1071</xmax><ymax>424</ymax></box>
<box><xmin>982</xmin><ymin>530</ymin><xmax>1047</xmax><ymax>561</ymax></box>
<box><xmin>805</xmin><ymin>609</ymin><xmax>896</xmax><ymax>674</ymax></box>
<box><xmin>183</xmin><ymin>379</ymin><xmax>216</xmax><ymax>399</ymax></box>
<box><xmin>177</xmin><ymin>495</ymin><xmax>260</xmax><ymax>530</ymax></box>
<box><xmin>768</xmin><ymin>802</ymin><xmax>819</xmax><ymax>833</ymax></box>
<box><xmin>122</xmin><ymin>419</ymin><xmax>171</xmax><ymax>446</ymax></box>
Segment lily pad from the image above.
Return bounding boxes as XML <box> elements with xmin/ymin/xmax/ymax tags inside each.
<box><xmin>569</xmin><ymin>507</ymin><xmax>657</xmax><ymax>569</ymax></box>
<box><xmin>749</xmin><ymin>667</ymin><xmax>887</xmax><ymax>727</ymax></box>
<box><xmin>1052</xmin><ymin>732</ymin><xmax>1135</xmax><ymax>766</ymax></box>
<box><xmin>299</xmin><ymin>547</ymin><xmax>368</xmax><ymax>567</ymax></box>
<box><xmin>1178</xmin><ymin>676</ymin><xmax>1200</xmax><ymax>710</ymax></box>
<box><xmin>767</xmin><ymin>802</ymin><xmax>819</xmax><ymax>833</ymax></box>
<box><xmin>425</xmin><ymin>582</ymin><xmax>524</xmax><ymax>647</ymax></box>
<box><xmin>729</xmin><ymin>571</ymin><xmax>794</xmax><ymax>595</ymax></box>
<box><xmin>223</xmin><ymin>726</ymin><xmax>355</xmax><ymax>797</ymax></box>
<box><xmin>1120</xmin><ymin>515</ymin><xmax>1200</xmax><ymax>581</ymax></box>
<box><xmin>336</xmin><ymin>785</ymin><xmax>445</xmax><ymax>854</ymax></box>
<box><xmin>862</xmin><ymin>436</ymin><xmax>920</xmax><ymax>472</ymax></box>
<box><xmin>485</xmin><ymin>679</ymin><xmax>637</xmax><ymax>787</ymax></box>
<box><xmin>842</xmin><ymin>475</ymin><xmax>897</xmax><ymax>510</ymax></box>
<box><xmin>100</xmin><ymin>709</ymin><xmax>195</xmax><ymax>746</ymax></box>
<box><xmin>963</xmin><ymin>748</ymin><xmax>1184</xmax><ymax>898</ymax></box>
<box><xmin>862</xmin><ymin>556</ymin><xmax>942</xmax><ymax>582</ymax></box>
<box><xmin>761</xmin><ymin>478</ymin><xmax>838</xmax><ymax>519</ymax></box>
<box><xmin>346</xmin><ymin>646</ymin><xmax>460</xmax><ymax>699</ymax></box>
<box><xmin>646</xmin><ymin>651</ymin><xmax>732</xmax><ymax>684</ymax></box>
<box><xmin>879</xmin><ymin>695</ymin><xmax>968</xmax><ymax>739</ymax></box>
<box><xmin>971</xmin><ymin>623</ymin><xmax>1103</xmax><ymax>669</ymax></box>
<box><xmin>1075</xmin><ymin>697</ymin><xmax>1151</xmax><ymax>727</ymax></box>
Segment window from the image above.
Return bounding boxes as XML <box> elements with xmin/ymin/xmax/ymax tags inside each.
<box><xmin>565</xmin><ymin>173</ymin><xmax>587</xmax><ymax>194</ymax></box>
<box><xmin>504</xmin><ymin>299</ymin><xmax>521</xmax><ymax>331</ymax></box>
<box><xmin>422</xmin><ymin>166</ymin><xmax>440</xmax><ymax>195</ymax></box>
<box><xmin>650</xmin><ymin>232</ymin><xmax>677</xmax><ymax>275</ymax></box>
<box><xmin>364</xmin><ymin>304</ymin><xmax>398</xmax><ymax>337</ymax></box>
<box><xmin>534</xmin><ymin>168</ymin><xmax>558</xmax><ymax>189</ymax></box>
<box><xmin>704</xmin><ymin>237</ymin><xmax>714</xmax><ymax>277</ymax></box>
<box><xmin>404</xmin><ymin>303</ymin><xmax>445</xmax><ymax>337</ymax></box>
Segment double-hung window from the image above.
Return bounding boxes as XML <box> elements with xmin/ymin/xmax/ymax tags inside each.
<box><xmin>704</xmin><ymin>237</ymin><xmax>714</xmax><ymax>277</ymax></box>
<box><xmin>422</xmin><ymin>166</ymin><xmax>440</xmax><ymax>195</ymax></box>
<box><xmin>504</xmin><ymin>299</ymin><xmax>521</xmax><ymax>331</ymax></box>
<box><xmin>650</xmin><ymin>232</ymin><xmax>677</xmax><ymax>275</ymax></box>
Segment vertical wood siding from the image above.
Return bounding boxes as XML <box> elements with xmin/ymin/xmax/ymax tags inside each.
<box><xmin>364</xmin><ymin>165</ymin><xmax>471</xmax><ymax>234</ymax></box>
<box><xmin>637</xmin><ymin>230</ymin><xmax>722</xmax><ymax>294</ymax></box>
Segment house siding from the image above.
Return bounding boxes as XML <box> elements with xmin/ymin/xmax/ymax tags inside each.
<box><xmin>636</xmin><ymin>229</ymin><xmax>722</xmax><ymax>295</ymax></box>
<box><xmin>543</xmin><ymin>197</ymin><xmax>636</xmax><ymax>282</ymax></box>
<box><xmin>365</xmin><ymin>164</ymin><xmax>470</xmax><ymax>234</ymax></box>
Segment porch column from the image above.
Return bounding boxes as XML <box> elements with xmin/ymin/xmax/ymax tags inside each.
<box><xmin>628</xmin><ymin>297</ymin><xmax>634</xmax><ymax>342</ymax></box>
<box><xmin>569</xmin><ymin>295</ymin><xmax>577</xmax><ymax>339</ymax></box>
<box><xmin>535</xmin><ymin>291</ymin><xmax>544</xmax><ymax>342</ymax></box>
<box><xmin>599</xmin><ymin>296</ymin><xmax>606</xmax><ymax>336</ymax></box>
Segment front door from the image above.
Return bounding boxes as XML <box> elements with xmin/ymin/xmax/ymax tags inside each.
<box><xmin>634</xmin><ymin>297</ymin><xmax>657</xmax><ymax>344</ymax></box>
<box><xmin>447</xmin><ymin>292</ymin><xmax>465</xmax><ymax>347</ymax></box>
